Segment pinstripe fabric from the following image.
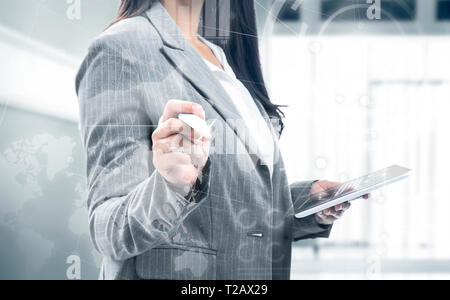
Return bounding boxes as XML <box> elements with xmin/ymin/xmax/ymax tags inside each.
<box><xmin>75</xmin><ymin>1</ymin><xmax>331</xmax><ymax>280</ymax></box>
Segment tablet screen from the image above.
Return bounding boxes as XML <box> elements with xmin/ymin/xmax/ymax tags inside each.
<box><xmin>295</xmin><ymin>165</ymin><xmax>410</xmax><ymax>213</ymax></box>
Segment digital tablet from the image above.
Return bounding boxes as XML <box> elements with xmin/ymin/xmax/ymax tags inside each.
<box><xmin>294</xmin><ymin>165</ymin><xmax>411</xmax><ymax>219</ymax></box>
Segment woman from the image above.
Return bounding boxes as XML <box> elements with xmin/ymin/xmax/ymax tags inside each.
<box><xmin>76</xmin><ymin>0</ymin><xmax>352</xmax><ymax>280</ymax></box>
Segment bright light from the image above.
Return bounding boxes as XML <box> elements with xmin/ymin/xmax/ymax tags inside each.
<box><xmin>264</xmin><ymin>35</ymin><xmax>450</xmax><ymax>260</ymax></box>
<box><xmin>0</xmin><ymin>26</ymin><xmax>80</xmax><ymax>122</ymax></box>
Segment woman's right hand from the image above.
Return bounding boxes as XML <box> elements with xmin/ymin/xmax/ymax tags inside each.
<box><xmin>152</xmin><ymin>100</ymin><xmax>211</xmax><ymax>196</ymax></box>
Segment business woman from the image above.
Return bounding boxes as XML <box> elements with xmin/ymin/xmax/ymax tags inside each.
<box><xmin>76</xmin><ymin>0</ymin><xmax>353</xmax><ymax>280</ymax></box>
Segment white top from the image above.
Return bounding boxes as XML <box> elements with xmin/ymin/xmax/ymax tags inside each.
<box><xmin>200</xmin><ymin>38</ymin><xmax>274</xmax><ymax>176</ymax></box>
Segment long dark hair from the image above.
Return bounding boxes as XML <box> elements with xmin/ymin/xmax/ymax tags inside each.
<box><xmin>111</xmin><ymin>0</ymin><xmax>284</xmax><ymax>133</ymax></box>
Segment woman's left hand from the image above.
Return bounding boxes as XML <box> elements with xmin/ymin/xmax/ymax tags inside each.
<box><xmin>311</xmin><ymin>180</ymin><xmax>369</xmax><ymax>225</ymax></box>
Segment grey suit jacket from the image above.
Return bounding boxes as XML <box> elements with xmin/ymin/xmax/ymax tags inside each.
<box><xmin>75</xmin><ymin>2</ymin><xmax>331</xmax><ymax>280</ymax></box>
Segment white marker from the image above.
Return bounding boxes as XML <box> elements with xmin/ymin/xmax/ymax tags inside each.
<box><xmin>178</xmin><ymin>114</ymin><xmax>215</xmax><ymax>136</ymax></box>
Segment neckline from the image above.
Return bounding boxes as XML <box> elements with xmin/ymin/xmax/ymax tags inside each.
<box><xmin>199</xmin><ymin>38</ymin><xmax>237</xmax><ymax>79</ymax></box>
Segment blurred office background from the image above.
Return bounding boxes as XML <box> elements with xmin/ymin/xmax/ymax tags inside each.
<box><xmin>0</xmin><ymin>0</ymin><xmax>449</xmax><ymax>279</ymax></box>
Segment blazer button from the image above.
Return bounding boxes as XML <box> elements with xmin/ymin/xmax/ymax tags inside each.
<box><xmin>247</xmin><ymin>231</ymin><xmax>264</xmax><ymax>238</ymax></box>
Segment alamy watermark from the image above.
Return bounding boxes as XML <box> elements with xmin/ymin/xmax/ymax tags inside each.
<box><xmin>66</xmin><ymin>255</ymin><xmax>81</xmax><ymax>280</ymax></box>
<box><xmin>66</xmin><ymin>0</ymin><xmax>81</xmax><ymax>20</ymax></box>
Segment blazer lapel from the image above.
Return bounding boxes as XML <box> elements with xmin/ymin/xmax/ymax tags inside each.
<box><xmin>144</xmin><ymin>3</ymin><xmax>263</xmax><ymax>160</ymax></box>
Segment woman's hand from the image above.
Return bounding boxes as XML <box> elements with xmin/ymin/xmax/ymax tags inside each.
<box><xmin>152</xmin><ymin>100</ymin><xmax>210</xmax><ymax>196</ymax></box>
<box><xmin>312</xmin><ymin>180</ymin><xmax>369</xmax><ymax>225</ymax></box>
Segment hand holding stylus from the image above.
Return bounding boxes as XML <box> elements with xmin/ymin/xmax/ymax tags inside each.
<box><xmin>152</xmin><ymin>100</ymin><xmax>211</xmax><ymax>196</ymax></box>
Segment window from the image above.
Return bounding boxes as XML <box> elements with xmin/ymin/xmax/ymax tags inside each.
<box><xmin>277</xmin><ymin>0</ymin><xmax>301</xmax><ymax>22</ymax></box>
<box><xmin>264</xmin><ymin>35</ymin><xmax>450</xmax><ymax>278</ymax></box>
<box><xmin>200</xmin><ymin>0</ymin><xmax>231</xmax><ymax>41</ymax></box>
<box><xmin>438</xmin><ymin>0</ymin><xmax>450</xmax><ymax>20</ymax></box>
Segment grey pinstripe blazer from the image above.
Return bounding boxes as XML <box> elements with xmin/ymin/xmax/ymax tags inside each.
<box><xmin>75</xmin><ymin>2</ymin><xmax>331</xmax><ymax>280</ymax></box>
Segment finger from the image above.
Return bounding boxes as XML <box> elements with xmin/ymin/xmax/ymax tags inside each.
<box><xmin>363</xmin><ymin>194</ymin><xmax>370</xmax><ymax>200</ymax></box>
<box><xmin>155</xmin><ymin>136</ymin><xmax>209</xmax><ymax>168</ymax></box>
<box><xmin>325</xmin><ymin>215</ymin><xmax>338</xmax><ymax>223</ymax></box>
<box><xmin>161</xmin><ymin>100</ymin><xmax>205</xmax><ymax>123</ymax></box>
<box><xmin>189</xmin><ymin>141</ymin><xmax>209</xmax><ymax>168</ymax></box>
<box><xmin>165</xmin><ymin>163</ymin><xmax>199</xmax><ymax>186</ymax></box>
<box><xmin>329</xmin><ymin>209</ymin><xmax>344</xmax><ymax>219</ymax></box>
<box><xmin>322</xmin><ymin>208</ymin><xmax>331</xmax><ymax>215</ymax></box>
<box><xmin>323</xmin><ymin>207</ymin><xmax>342</xmax><ymax>218</ymax></box>
<box><xmin>153</xmin><ymin>118</ymin><xmax>206</xmax><ymax>142</ymax></box>
<box><xmin>323</xmin><ymin>208</ymin><xmax>341</xmax><ymax>219</ymax></box>
<box><xmin>172</xmin><ymin>137</ymin><xmax>208</xmax><ymax>167</ymax></box>
<box><xmin>153</xmin><ymin>151</ymin><xmax>192</xmax><ymax>169</ymax></box>
<box><xmin>334</xmin><ymin>202</ymin><xmax>351</xmax><ymax>211</ymax></box>
<box><xmin>156</xmin><ymin>135</ymin><xmax>207</xmax><ymax>157</ymax></box>
<box><xmin>326</xmin><ymin>206</ymin><xmax>340</xmax><ymax>217</ymax></box>
<box><xmin>153</xmin><ymin>134</ymin><xmax>183</xmax><ymax>153</ymax></box>
<box><xmin>316</xmin><ymin>213</ymin><xmax>337</xmax><ymax>225</ymax></box>
<box><xmin>341</xmin><ymin>202</ymin><xmax>351</xmax><ymax>211</ymax></box>
<box><xmin>152</xmin><ymin>118</ymin><xmax>185</xmax><ymax>141</ymax></box>
<box><xmin>153</xmin><ymin>151</ymin><xmax>199</xmax><ymax>186</ymax></box>
<box><xmin>334</xmin><ymin>204</ymin><xmax>343</xmax><ymax>211</ymax></box>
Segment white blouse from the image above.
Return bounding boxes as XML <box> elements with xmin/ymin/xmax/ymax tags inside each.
<box><xmin>200</xmin><ymin>38</ymin><xmax>274</xmax><ymax>176</ymax></box>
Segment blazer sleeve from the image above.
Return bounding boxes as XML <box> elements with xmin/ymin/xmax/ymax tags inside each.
<box><xmin>291</xmin><ymin>181</ymin><xmax>332</xmax><ymax>241</ymax></box>
<box><xmin>75</xmin><ymin>37</ymin><xmax>211</xmax><ymax>261</ymax></box>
